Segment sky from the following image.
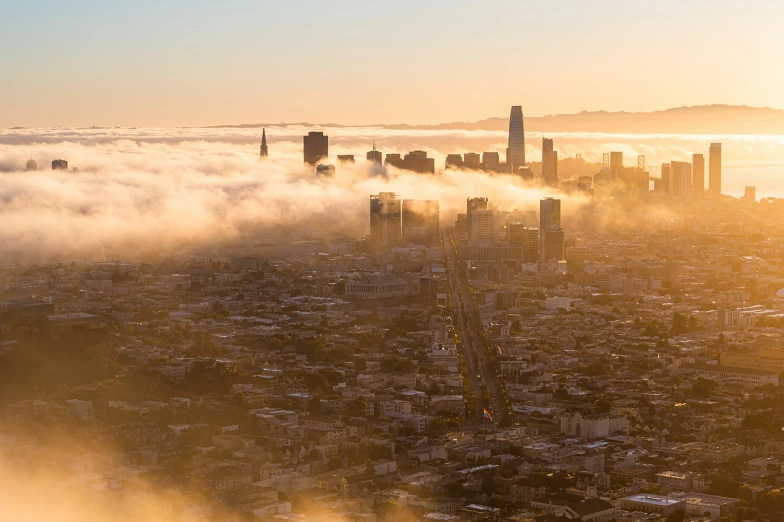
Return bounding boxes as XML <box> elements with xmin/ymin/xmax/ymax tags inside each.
<box><xmin>1</xmin><ymin>0</ymin><xmax>783</xmax><ymax>127</ymax></box>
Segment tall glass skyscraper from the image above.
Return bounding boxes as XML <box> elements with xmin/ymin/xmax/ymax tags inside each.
<box><xmin>507</xmin><ymin>106</ymin><xmax>525</xmax><ymax>173</ymax></box>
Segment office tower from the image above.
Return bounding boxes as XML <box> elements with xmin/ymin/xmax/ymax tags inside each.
<box><xmin>303</xmin><ymin>131</ymin><xmax>328</xmax><ymax>165</ymax></box>
<box><xmin>367</xmin><ymin>144</ymin><xmax>382</xmax><ymax>164</ymax></box>
<box><xmin>692</xmin><ymin>153</ymin><xmax>705</xmax><ymax>195</ymax></box>
<box><xmin>610</xmin><ymin>152</ymin><xmax>623</xmax><ymax>180</ymax></box>
<box><xmin>671</xmin><ymin>161</ymin><xmax>692</xmax><ymax>198</ymax></box>
<box><xmin>518</xmin><ymin>166</ymin><xmax>534</xmax><ymax>180</ymax></box>
<box><xmin>539</xmin><ymin>198</ymin><xmax>563</xmax><ymax>261</ymax></box>
<box><xmin>660</xmin><ymin>163</ymin><xmax>671</xmax><ymax>193</ymax></box>
<box><xmin>543</xmin><ymin>229</ymin><xmax>565</xmax><ymax>261</ymax></box>
<box><xmin>507</xmin><ymin>222</ymin><xmax>526</xmax><ymax>246</ymax></box>
<box><xmin>385</xmin><ymin>154</ymin><xmax>403</xmax><ymax>168</ymax></box>
<box><xmin>542</xmin><ymin>138</ymin><xmax>558</xmax><ymax>187</ymax></box>
<box><xmin>455</xmin><ymin>213</ymin><xmax>468</xmax><ymax>241</ymax></box>
<box><xmin>337</xmin><ymin>155</ymin><xmax>355</xmax><ymax>163</ymax></box>
<box><xmin>709</xmin><ymin>143</ymin><xmax>722</xmax><ymax>197</ymax></box>
<box><xmin>523</xmin><ymin>227</ymin><xmax>539</xmax><ymax>263</ymax></box>
<box><xmin>25</xmin><ymin>159</ymin><xmax>38</xmax><ymax>171</ymax></box>
<box><xmin>469</xmin><ymin>209</ymin><xmax>499</xmax><ymax>243</ymax></box>
<box><xmin>540</xmin><ymin>197</ymin><xmax>561</xmax><ymax>231</ymax></box>
<box><xmin>507</xmin><ymin>106</ymin><xmax>525</xmax><ymax>173</ymax></box>
<box><xmin>445</xmin><ymin>154</ymin><xmax>463</xmax><ymax>170</ymax></box>
<box><xmin>464</xmin><ymin>152</ymin><xmax>481</xmax><ymax>169</ymax></box>
<box><xmin>402</xmin><ymin>150</ymin><xmax>435</xmax><ymax>174</ymax></box>
<box><xmin>370</xmin><ymin>193</ymin><xmax>402</xmax><ymax>253</ymax></box>
<box><xmin>402</xmin><ymin>200</ymin><xmax>440</xmax><ymax>247</ymax></box>
<box><xmin>743</xmin><ymin>186</ymin><xmax>756</xmax><ymax>204</ymax></box>
<box><xmin>52</xmin><ymin>159</ymin><xmax>68</xmax><ymax>170</ymax></box>
<box><xmin>466</xmin><ymin>197</ymin><xmax>488</xmax><ymax>242</ymax></box>
<box><xmin>482</xmin><ymin>152</ymin><xmax>500</xmax><ymax>172</ymax></box>
<box><xmin>316</xmin><ymin>164</ymin><xmax>335</xmax><ymax>177</ymax></box>
<box><xmin>260</xmin><ymin>128</ymin><xmax>268</xmax><ymax>158</ymax></box>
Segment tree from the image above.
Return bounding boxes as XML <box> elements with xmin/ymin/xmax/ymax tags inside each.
<box><xmin>346</xmin><ymin>399</ymin><xmax>367</xmax><ymax>417</ymax></box>
<box><xmin>692</xmin><ymin>377</ymin><xmax>717</xmax><ymax>398</ymax></box>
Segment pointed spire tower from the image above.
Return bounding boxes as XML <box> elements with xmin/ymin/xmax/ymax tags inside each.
<box><xmin>260</xmin><ymin>128</ymin><xmax>268</xmax><ymax>158</ymax></box>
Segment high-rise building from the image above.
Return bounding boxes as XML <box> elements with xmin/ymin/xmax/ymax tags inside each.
<box><xmin>482</xmin><ymin>152</ymin><xmax>500</xmax><ymax>172</ymax></box>
<box><xmin>260</xmin><ymin>128</ymin><xmax>268</xmax><ymax>158</ymax></box>
<box><xmin>304</xmin><ymin>131</ymin><xmax>328</xmax><ymax>166</ymax></box>
<box><xmin>670</xmin><ymin>161</ymin><xmax>692</xmax><ymax>198</ymax></box>
<box><xmin>743</xmin><ymin>186</ymin><xmax>756</xmax><ymax>204</ymax></box>
<box><xmin>709</xmin><ymin>143</ymin><xmax>722</xmax><ymax>197</ymax></box>
<box><xmin>464</xmin><ymin>153</ymin><xmax>481</xmax><ymax>169</ymax></box>
<box><xmin>540</xmin><ymin>197</ymin><xmax>561</xmax><ymax>231</ymax></box>
<box><xmin>337</xmin><ymin>155</ymin><xmax>355</xmax><ymax>163</ymax></box>
<box><xmin>370</xmin><ymin>193</ymin><xmax>402</xmax><ymax>253</ymax></box>
<box><xmin>403</xmin><ymin>200</ymin><xmax>440</xmax><ymax>247</ymax></box>
<box><xmin>455</xmin><ymin>214</ymin><xmax>468</xmax><ymax>241</ymax></box>
<box><xmin>25</xmin><ymin>159</ymin><xmax>38</xmax><ymax>171</ymax></box>
<box><xmin>543</xmin><ymin>229</ymin><xmax>565</xmax><ymax>262</ymax></box>
<box><xmin>523</xmin><ymin>227</ymin><xmax>539</xmax><ymax>263</ymax></box>
<box><xmin>660</xmin><ymin>163</ymin><xmax>671</xmax><ymax>194</ymax></box>
<box><xmin>466</xmin><ymin>197</ymin><xmax>489</xmax><ymax>242</ymax></box>
<box><xmin>469</xmin><ymin>209</ymin><xmax>499</xmax><ymax>243</ymax></box>
<box><xmin>692</xmin><ymin>153</ymin><xmax>705</xmax><ymax>195</ymax></box>
<box><xmin>610</xmin><ymin>152</ymin><xmax>623</xmax><ymax>180</ymax></box>
<box><xmin>445</xmin><ymin>154</ymin><xmax>463</xmax><ymax>170</ymax></box>
<box><xmin>507</xmin><ymin>106</ymin><xmax>525</xmax><ymax>173</ymax></box>
<box><xmin>367</xmin><ymin>144</ymin><xmax>382</xmax><ymax>164</ymax></box>
<box><xmin>539</xmin><ymin>198</ymin><xmax>563</xmax><ymax>261</ymax></box>
<box><xmin>402</xmin><ymin>150</ymin><xmax>435</xmax><ymax>174</ymax></box>
<box><xmin>52</xmin><ymin>159</ymin><xmax>68</xmax><ymax>170</ymax></box>
<box><xmin>542</xmin><ymin>138</ymin><xmax>558</xmax><ymax>187</ymax></box>
<box><xmin>384</xmin><ymin>151</ymin><xmax>434</xmax><ymax>173</ymax></box>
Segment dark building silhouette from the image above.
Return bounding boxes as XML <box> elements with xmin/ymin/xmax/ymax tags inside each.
<box><xmin>542</xmin><ymin>138</ymin><xmax>558</xmax><ymax>187</ymax></box>
<box><xmin>304</xmin><ymin>131</ymin><xmax>328</xmax><ymax>166</ymax></box>
<box><xmin>260</xmin><ymin>128</ymin><xmax>268</xmax><ymax>158</ymax></box>
<box><xmin>507</xmin><ymin>106</ymin><xmax>525</xmax><ymax>173</ymax></box>
<box><xmin>25</xmin><ymin>159</ymin><xmax>38</xmax><ymax>171</ymax></box>
<box><xmin>445</xmin><ymin>154</ymin><xmax>463</xmax><ymax>170</ymax></box>
<box><xmin>482</xmin><ymin>152</ymin><xmax>500</xmax><ymax>172</ymax></box>
<box><xmin>464</xmin><ymin>152</ymin><xmax>481</xmax><ymax>169</ymax></box>
<box><xmin>367</xmin><ymin>144</ymin><xmax>382</xmax><ymax>164</ymax></box>
<box><xmin>692</xmin><ymin>153</ymin><xmax>705</xmax><ymax>195</ymax></box>
<box><xmin>370</xmin><ymin>192</ymin><xmax>402</xmax><ymax>252</ymax></box>
<box><xmin>337</xmin><ymin>155</ymin><xmax>355</xmax><ymax>163</ymax></box>
<box><xmin>539</xmin><ymin>197</ymin><xmax>564</xmax><ymax>261</ymax></box>
<box><xmin>402</xmin><ymin>200</ymin><xmax>440</xmax><ymax>247</ymax></box>
<box><xmin>466</xmin><ymin>197</ymin><xmax>489</xmax><ymax>243</ymax></box>
<box><xmin>52</xmin><ymin>159</ymin><xmax>68</xmax><ymax>170</ymax></box>
<box><xmin>385</xmin><ymin>151</ymin><xmax>434</xmax><ymax>173</ymax></box>
<box><xmin>709</xmin><ymin>142</ymin><xmax>722</xmax><ymax>197</ymax></box>
<box><xmin>610</xmin><ymin>152</ymin><xmax>623</xmax><ymax>180</ymax></box>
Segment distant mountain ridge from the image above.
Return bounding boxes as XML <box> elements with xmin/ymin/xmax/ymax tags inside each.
<box><xmin>214</xmin><ymin>105</ymin><xmax>784</xmax><ymax>135</ymax></box>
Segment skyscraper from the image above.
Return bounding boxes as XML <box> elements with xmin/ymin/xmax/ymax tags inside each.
<box><xmin>610</xmin><ymin>152</ymin><xmax>623</xmax><ymax>180</ymax></box>
<box><xmin>539</xmin><ymin>198</ymin><xmax>563</xmax><ymax>261</ymax></box>
<box><xmin>445</xmin><ymin>154</ymin><xmax>463</xmax><ymax>170</ymax></box>
<box><xmin>304</xmin><ymin>131</ymin><xmax>328</xmax><ymax>166</ymax></box>
<box><xmin>52</xmin><ymin>159</ymin><xmax>68</xmax><ymax>170</ymax></box>
<box><xmin>260</xmin><ymin>128</ymin><xmax>268</xmax><ymax>158</ymax></box>
<box><xmin>660</xmin><ymin>163</ymin><xmax>671</xmax><ymax>194</ymax></box>
<box><xmin>542</xmin><ymin>138</ymin><xmax>558</xmax><ymax>187</ymax></box>
<box><xmin>482</xmin><ymin>152</ymin><xmax>500</xmax><ymax>172</ymax></box>
<box><xmin>466</xmin><ymin>197</ymin><xmax>488</xmax><ymax>242</ymax></box>
<box><xmin>709</xmin><ymin>143</ymin><xmax>722</xmax><ymax>197</ymax></box>
<box><xmin>692</xmin><ymin>153</ymin><xmax>704</xmax><ymax>195</ymax></box>
<box><xmin>670</xmin><ymin>161</ymin><xmax>692</xmax><ymax>198</ymax></box>
<box><xmin>464</xmin><ymin>153</ymin><xmax>481</xmax><ymax>169</ymax></box>
<box><xmin>402</xmin><ymin>200</ymin><xmax>440</xmax><ymax>247</ymax></box>
<box><xmin>367</xmin><ymin>144</ymin><xmax>382</xmax><ymax>164</ymax></box>
<box><xmin>507</xmin><ymin>106</ymin><xmax>525</xmax><ymax>173</ymax></box>
<box><xmin>370</xmin><ymin>193</ymin><xmax>402</xmax><ymax>253</ymax></box>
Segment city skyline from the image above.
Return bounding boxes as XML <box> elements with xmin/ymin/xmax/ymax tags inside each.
<box><xmin>2</xmin><ymin>1</ymin><xmax>783</xmax><ymax>127</ymax></box>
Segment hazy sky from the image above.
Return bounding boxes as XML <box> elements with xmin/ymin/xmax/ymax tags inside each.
<box><xmin>2</xmin><ymin>0</ymin><xmax>782</xmax><ymax>127</ymax></box>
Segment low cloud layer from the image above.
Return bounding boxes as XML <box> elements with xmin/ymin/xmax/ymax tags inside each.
<box><xmin>0</xmin><ymin>126</ymin><xmax>782</xmax><ymax>263</ymax></box>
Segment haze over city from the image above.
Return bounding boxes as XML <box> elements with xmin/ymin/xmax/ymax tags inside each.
<box><xmin>3</xmin><ymin>3</ymin><xmax>784</xmax><ymax>522</ymax></box>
